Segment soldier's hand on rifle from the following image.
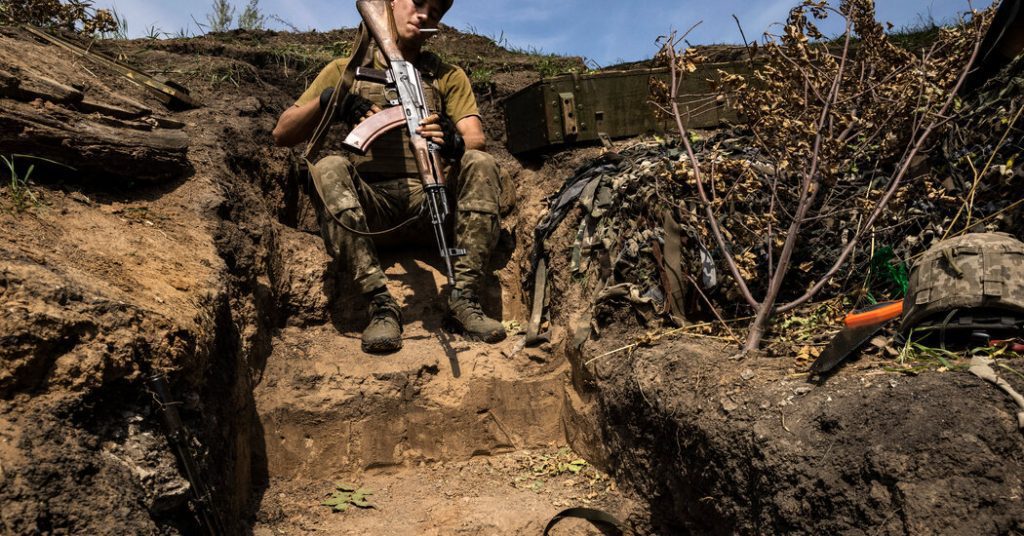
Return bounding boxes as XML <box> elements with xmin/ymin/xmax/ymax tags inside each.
<box><xmin>319</xmin><ymin>88</ymin><xmax>381</xmax><ymax>125</ymax></box>
<box><xmin>416</xmin><ymin>113</ymin><xmax>465</xmax><ymax>161</ymax></box>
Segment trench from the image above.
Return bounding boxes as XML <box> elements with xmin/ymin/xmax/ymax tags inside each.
<box><xmin>6</xmin><ymin>27</ymin><xmax>1022</xmax><ymax>535</ymax></box>
<box><xmin>184</xmin><ymin>139</ymin><xmax>649</xmax><ymax>534</ymax></box>
<box><xmin>26</xmin><ymin>129</ymin><xmax>1020</xmax><ymax>536</ymax></box>
<box><xmin>0</xmin><ymin>29</ymin><xmax>643</xmax><ymax>534</ymax></box>
<box><xmin>210</xmin><ymin>140</ymin><xmax>1024</xmax><ymax>535</ymax></box>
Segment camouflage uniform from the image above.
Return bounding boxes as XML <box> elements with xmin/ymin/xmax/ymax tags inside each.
<box><xmin>296</xmin><ymin>43</ymin><xmax>507</xmax><ymax>348</ymax></box>
<box><xmin>901</xmin><ymin>232</ymin><xmax>1024</xmax><ymax>332</ymax></box>
<box><xmin>313</xmin><ymin>149</ymin><xmax>501</xmax><ymax>295</ymax></box>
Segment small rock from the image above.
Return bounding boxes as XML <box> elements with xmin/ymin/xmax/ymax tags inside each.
<box><xmin>721</xmin><ymin>397</ymin><xmax>739</xmax><ymax>413</ymax></box>
<box><xmin>69</xmin><ymin>191</ymin><xmax>92</xmax><ymax>205</ymax></box>
<box><xmin>793</xmin><ymin>386</ymin><xmax>812</xmax><ymax>396</ymax></box>
<box><xmin>237</xmin><ymin>96</ymin><xmax>263</xmax><ymax>116</ymax></box>
<box><xmin>740</xmin><ymin>369</ymin><xmax>755</xmax><ymax>381</ymax></box>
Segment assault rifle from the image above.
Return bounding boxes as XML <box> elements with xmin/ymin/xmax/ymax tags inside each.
<box><xmin>341</xmin><ymin>0</ymin><xmax>465</xmax><ymax>285</ymax></box>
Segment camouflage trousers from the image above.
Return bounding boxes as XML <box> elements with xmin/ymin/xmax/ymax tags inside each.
<box><xmin>312</xmin><ymin>150</ymin><xmax>502</xmax><ymax>295</ymax></box>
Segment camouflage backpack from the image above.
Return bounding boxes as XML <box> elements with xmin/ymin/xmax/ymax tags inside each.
<box><xmin>901</xmin><ymin>232</ymin><xmax>1024</xmax><ymax>333</ymax></box>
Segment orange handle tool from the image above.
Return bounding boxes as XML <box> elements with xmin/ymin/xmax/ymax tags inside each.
<box><xmin>844</xmin><ymin>300</ymin><xmax>904</xmax><ymax>328</ymax></box>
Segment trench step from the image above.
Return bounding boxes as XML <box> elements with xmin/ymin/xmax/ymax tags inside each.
<box><xmin>255</xmin><ymin>324</ymin><xmax>567</xmax><ymax>480</ymax></box>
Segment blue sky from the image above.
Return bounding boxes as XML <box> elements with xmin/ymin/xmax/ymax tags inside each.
<box><xmin>96</xmin><ymin>0</ymin><xmax>994</xmax><ymax>67</ymax></box>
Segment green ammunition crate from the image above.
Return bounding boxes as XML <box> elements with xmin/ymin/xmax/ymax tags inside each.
<box><xmin>503</xmin><ymin>63</ymin><xmax>749</xmax><ymax>155</ymax></box>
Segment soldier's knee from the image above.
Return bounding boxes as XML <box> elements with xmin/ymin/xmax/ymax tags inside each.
<box><xmin>313</xmin><ymin>155</ymin><xmax>363</xmax><ymax>215</ymax></box>
<box><xmin>314</xmin><ymin>155</ymin><xmax>356</xmax><ymax>189</ymax></box>
<box><xmin>460</xmin><ymin>149</ymin><xmax>497</xmax><ymax>172</ymax></box>
<box><xmin>454</xmin><ymin>151</ymin><xmax>502</xmax><ymax>214</ymax></box>
<box><xmin>316</xmin><ymin>154</ymin><xmax>353</xmax><ymax>169</ymax></box>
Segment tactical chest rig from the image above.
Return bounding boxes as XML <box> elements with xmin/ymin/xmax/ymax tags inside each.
<box><xmin>302</xmin><ymin>29</ymin><xmax>444</xmax><ymax>177</ymax></box>
<box><xmin>347</xmin><ymin>52</ymin><xmax>445</xmax><ymax>178</ymax></box>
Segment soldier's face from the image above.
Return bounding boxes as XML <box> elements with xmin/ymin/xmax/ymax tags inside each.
<box><xmin>391</xmin><ymin>0</ymin><xmax>444</xmax><ymax>44</ymax></box>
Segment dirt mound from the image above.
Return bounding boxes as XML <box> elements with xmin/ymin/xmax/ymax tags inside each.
<box><xmin>567</xmin><ymin>328</ymin><xmax>1024</xmax><ymax>534</ymax></box>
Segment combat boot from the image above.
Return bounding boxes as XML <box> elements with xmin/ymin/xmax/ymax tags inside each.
<box><xmin>362</xmin><ymin>290</ymin><xmax>403</xmax><ymax>353</ymax></box>
<box><xmin>447</xmin><ymin>288</ymin><xmax>506</xmax><ymax>343</ymax></box>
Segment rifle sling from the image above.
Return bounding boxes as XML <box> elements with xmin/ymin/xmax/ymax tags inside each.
<box><xmin>525</xmin><ymin>258</ymin><xmax>550</xmax><ymax>345</ymax></box>
<box><xmin>303</xmin><ymin>23</ymin><xmax>370</xmax><ymax>164</ymax></box>
<box><xmin>302</xmin><ymin>24</ymin><xmax>419</xmax><ymax>238</ymax></box>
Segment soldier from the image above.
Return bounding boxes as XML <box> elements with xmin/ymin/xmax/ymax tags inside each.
<box><xmin>272</xmin><ymin>0</ymin><xmax>506</xmax><ymax>353</ymax></box>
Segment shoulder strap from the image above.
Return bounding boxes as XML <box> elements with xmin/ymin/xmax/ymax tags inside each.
<box><xmin>302</xmin><ymin>24</ymin><xmax>371</xmax><ymax>163</ymax></box>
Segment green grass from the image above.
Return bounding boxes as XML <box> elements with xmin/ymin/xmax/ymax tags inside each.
<box><xmin>468</xmin><ymin>65</ymin><xmax>495</xmax><ymax>86</ymax></box>
<box><xmin>888</xmin><ymin>24</ymin><xmax>943</xmax><ymax>53</ymax></box>
<box><xmin>887</xmin><ymin>330</ymin><xmax>971</xmax><ymax>374</ymax></box>
<box><xmin>2</xmin><ymin>154</ymin><xmax>75</xmax><ymax>213</ymax></box>
<box><xmin>3</xmin><ymin>155</ymin><xmax>41</xmax><ymax>212</ymax></box>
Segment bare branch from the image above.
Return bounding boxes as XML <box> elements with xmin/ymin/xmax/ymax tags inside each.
<box><xmin>776</xmin><ymin>33</ymin><xmax>985</xmax><ymax>314</ymax></box>
<box><xmin>743</xmin><ymin>19</ymin><xmax>855</xmax><ymax>351</ymax></box>
<box><xmin>666</xmin><ymin>35</ymin><xmax>762</xmax><ymax>310</ymax></box>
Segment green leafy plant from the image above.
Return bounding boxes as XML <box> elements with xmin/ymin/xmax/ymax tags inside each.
<box><xmin>469</xmin><ymin>65</ymin><xmax>494</xmax><ymax>86</ymax></box>
<box><xmin>534</xmin><ymin>56</ymin><xmax>576</xmax><ymax>78</ymax></box>
<box><xmin>321</xmin><ymin>482</ymin><xmax>375</xmax><ymax>513</ymax></box>
<box><xmin>531</xmin><ymin>447</ymin><xmax>588</xmax><ymax>477</ymax></box>
<box><xmin>890</xmin><ymin>330</ymin><xmax>969</xmax><ymax>373</ymax></box>
<box><xmin>328</xmin><ymin>40</ymin><xmax>351</xmax><ymax>58</ymax></box>
<box><xmin>2</xmin><ymin>155</ymin><xmax>38</xmax><ymax>212</ymax></box>
<box><xmin>513</xmin><ymin>447</ymin><xmax>608</xmax><ymax>495</ymax></box>
<box><xmin>864</xmin><ymin>246</ymin><xmax>909</xmax><ymax>302</ymax></box>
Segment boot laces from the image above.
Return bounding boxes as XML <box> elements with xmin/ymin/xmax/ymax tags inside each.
<box><xmin>451</xmin><ymin>291</ymin><xmax>485</xmax><ymax>320</ymax></box>
<box><xmin>369</xmin><ymin>294</ymin><xmax>401</xmax><ymax>323</ymax></box>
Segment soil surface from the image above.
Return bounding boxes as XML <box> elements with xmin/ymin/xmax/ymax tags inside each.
<box><xmin>566</xmin><ymin>323</ymin><xmax>1024</xmax><ymax>535</ymax></box>
<box><xmin>2</xmin><ymin>22</ymin><xmax>1023</xmax><ymax>536</ymax></box>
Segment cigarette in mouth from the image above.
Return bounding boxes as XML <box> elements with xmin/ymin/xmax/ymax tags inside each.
<box><xmin>419</xmin><ymin>28</ymin><xmax>439</xmax><ymax>34</ymax></box>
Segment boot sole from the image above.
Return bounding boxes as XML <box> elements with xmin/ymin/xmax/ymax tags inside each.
<box><xmin>361</xmin><ymin>337</ymin><xmax>403</xmax><ymax>354</ymax></box>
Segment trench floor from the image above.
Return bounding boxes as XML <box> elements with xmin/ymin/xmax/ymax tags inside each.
<box><xmin>251</xmin><ymin>257</ymin><xmax>637</xmax><ymax>534</ymax></box>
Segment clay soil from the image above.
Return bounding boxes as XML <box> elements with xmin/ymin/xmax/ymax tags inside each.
<box><xmin>1</xmin><ymin>23</ymin><xmax>1023</xmax><ymax>536</ymax></box>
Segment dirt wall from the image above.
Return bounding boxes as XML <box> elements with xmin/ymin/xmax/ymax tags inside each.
<box><xmin>561</xmin><ymin>322</ymin><xmax>1024</xmax><ymax>535</ymax></box>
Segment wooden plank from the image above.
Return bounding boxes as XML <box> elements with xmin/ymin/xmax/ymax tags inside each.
<box><xmin>0</xmin><ymin>97</ymin><xmax>191</xmax><ymax>183</ymax></box>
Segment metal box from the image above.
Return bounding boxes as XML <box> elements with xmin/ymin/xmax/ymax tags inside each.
<box><xmin>503</xmin><ymin>62</ymin><xmax>749</xmax><ymax>155</ymax></box>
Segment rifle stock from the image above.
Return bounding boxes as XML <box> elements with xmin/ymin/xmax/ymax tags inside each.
<box><xmin>356</xmin><ymin>0</ymin><xmax>403</xmax><ymax>61</ymax></box>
